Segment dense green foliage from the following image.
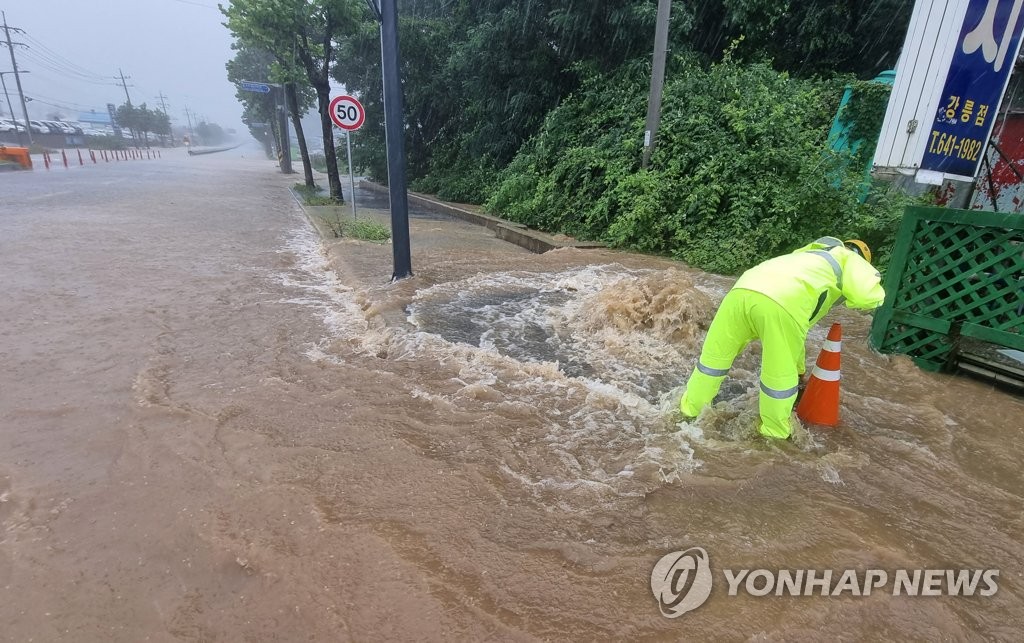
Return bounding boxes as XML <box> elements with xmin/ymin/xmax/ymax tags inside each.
<box><xmin>689</xmin><ymin>0</ymin><xmax>914</xmax><ymax>76</ymax></box>
<box><xmin>486</xmin><ymin>53</ymin><xmax>916</xmax><ymax>273</ymax></box>
<box><xmin>231</xmin><ymin>0</ymin><xmax>922</xmax><ymax>274</ymax></box>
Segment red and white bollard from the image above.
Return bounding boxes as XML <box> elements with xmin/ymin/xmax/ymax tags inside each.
<box><xmin>77</xmin><ymin>149</ymin><xmax>84</xmax><ymax>166</ymax></box>
<box><xmin>43</xmin><ymin>151</ymin><xmax>50</xmax><ymax>170</ymax></box>
<box><xmin>61</xmin><ymin>149</ymin><xmax>68</xmax><ymax>168</ymax></box>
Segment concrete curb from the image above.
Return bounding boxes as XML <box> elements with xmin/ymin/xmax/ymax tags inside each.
<box><xmin>359</xmin><ymin>180</ymin><xmax>605</xmax><ymax>254</ymax></box>
<box><xmin>288</xmin><ymin>186</ymin><xmax>338</xmax><ymax>240</ymax></box>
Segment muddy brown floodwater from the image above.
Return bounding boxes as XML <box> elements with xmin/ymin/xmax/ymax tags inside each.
<box><xmin>1</xmin><ymin>146</ymin><xmax>1023</xmax><ymax>641</ymax></box>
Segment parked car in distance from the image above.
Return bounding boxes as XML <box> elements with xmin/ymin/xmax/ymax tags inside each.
<box><xmin>37</xmin><ymin>121</ymin><xmax>68</xmax><ymax>135</ymax></box>
<box><xmin>10</xmin><ymin>119</ymin><xmax>42</xmax><ymax>134</ymax></box>
<box><xmin>0</xmin><ymin>118</ymin><xmax>20</xmax><ymax>133</ymax></box>
<box><xmin>28</xmin><ymin>120</ymin><xmax>53</xmax><ymax>134</ymax></box>
<box><xmin>47</xmin><ymin>121</ymin><xmax>77</xmax><ymax>135</ymax></box>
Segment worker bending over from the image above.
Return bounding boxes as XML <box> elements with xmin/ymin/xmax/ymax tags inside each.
<box><xmin>680</xmin><ymin>237</ymin><xmax>885</xmax><ymax>439</ymax></box>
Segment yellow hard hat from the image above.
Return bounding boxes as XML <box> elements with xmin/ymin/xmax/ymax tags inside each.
<box><xmin>844</xmin><ymin>239</ymin><xmax>871</xmax><ymax>264</ymax></box>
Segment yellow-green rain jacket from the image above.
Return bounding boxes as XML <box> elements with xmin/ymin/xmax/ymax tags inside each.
<box><xmin>733</xmin><ymin>237</ymin><xmax>885</xmax><ymax>328</ymax></box>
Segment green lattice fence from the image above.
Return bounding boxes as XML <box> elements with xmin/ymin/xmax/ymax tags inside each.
<box><xmin>870</xmin><ymin>206</ymin><xmax>1024</xmax><ymax>372</ymax></box>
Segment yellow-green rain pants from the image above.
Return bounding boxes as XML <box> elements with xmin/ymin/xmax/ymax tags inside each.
<box><xmin>679</xmin><ymin>288</ymin><xmax>805</xmax><ymax>439</ymax></box>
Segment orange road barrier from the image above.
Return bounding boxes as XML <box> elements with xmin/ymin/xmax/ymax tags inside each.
<box><xmin>43</xmin><ymin>150</ymin><xmax>50</xmax><ymax>170</ymax></box>
<box><xmin>796</xmin><ymin>323</ymin><xmax>842</xmax><ymax>427</ymax></box>
<box><xmin>61</xmin><ymin>149</ymin><xmax>68</xmax><ymax>168</ymax></box>
<box><xmin>0</xmin><ymin>146</ymin><xmax>33</xmax><ymax>169</ymax></box>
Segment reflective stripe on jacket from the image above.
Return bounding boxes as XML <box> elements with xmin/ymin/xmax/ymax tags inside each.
<box><xmin>732</xmin><ymin>237</ymin><xmax>885</xmax><ymax>332</ymax></box>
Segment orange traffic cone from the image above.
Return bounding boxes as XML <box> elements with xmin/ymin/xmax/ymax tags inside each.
<box><xmin>796</xmin><ymin>323</ymin><xmax>842</xmax><ymax>427</ymax></box>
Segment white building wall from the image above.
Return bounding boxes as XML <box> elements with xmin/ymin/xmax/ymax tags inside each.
<box><xmin>874</xmin><ymin>0</ymin><xmax>971</xmax><ymax>172</ymax></box>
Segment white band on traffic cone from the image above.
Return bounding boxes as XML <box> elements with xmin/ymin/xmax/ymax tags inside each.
<box><xmin>822</xmin><ymin>340</ymin><xmax>842</xmax><ymax>353</ymax></box>
<box><xmin>811</xmin><ymin>366</ymin><xmax>841</xmax><ymax>382</ymax></box>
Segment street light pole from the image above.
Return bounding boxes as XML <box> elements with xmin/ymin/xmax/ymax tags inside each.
<box><xmin>378</xmin><ymin>0</ymin><xmax>412</xmax><ymax>281</ymax></box>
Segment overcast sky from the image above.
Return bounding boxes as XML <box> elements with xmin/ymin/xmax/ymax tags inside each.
<box><xmin>2</xmin><ymin>0</ymin><xmax>245</xmax><ymax>129</ymax></box>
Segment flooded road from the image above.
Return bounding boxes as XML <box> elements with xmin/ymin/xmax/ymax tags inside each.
<box><xmin>1</xmin><ymin>145</ymin><xmax>1022</xmax><ymax>640</ymax></box>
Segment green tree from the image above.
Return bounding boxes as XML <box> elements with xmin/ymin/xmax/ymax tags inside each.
<box><xmin>197</xmin><ymin>121</ymin><xmax>227</xmax><ymax>145</ymax></box>
<box><xmin>152</xmin><ymin>108</ymin><xmax>172</xmax><ymax>146</ymax></box>
<box><xmin>226</xmin><ymin>40</ymin><xmax>317</xmax><ymax>183</ymax></box>
<box><xmin>222</xmin><ymin>0</ymin><xmax>361</xmax><ymax>202</ymax></box>
<box><xmin>227</xmin><ymin>43</ymin><xmax>283</xmax><ymax>158</ymax></box>
<box><xmin>115</xmin><ymin>103</ymin><xmax>143</xmax><ymax>145</ymax></box>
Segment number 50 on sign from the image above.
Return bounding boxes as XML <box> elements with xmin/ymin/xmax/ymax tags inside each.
<box><xmin>329</xmin><ymin>95</ymin><xmax>365</xmax><ymax>131</ymax></box>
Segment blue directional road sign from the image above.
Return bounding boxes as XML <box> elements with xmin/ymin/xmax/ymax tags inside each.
<box><xmin>240</xmin><ymin>81</ymin><xmax>271</xmax><ymax>94</ymax></box>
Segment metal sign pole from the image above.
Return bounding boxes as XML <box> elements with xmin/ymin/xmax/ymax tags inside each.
<box><xmin>347</xmin><ymin>130</ymin><xmax>357</xmax><ymax>219</ymax></box>
<box><xmin>380</xmin><ymin>0</ymin><xmax>412</xmax><ymax>280</ymax></box>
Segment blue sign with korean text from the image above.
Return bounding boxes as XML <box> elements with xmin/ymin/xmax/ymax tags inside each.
<box><xmin>920</xmin><ymin>0</ymin><xmax>1024</xmax><ymax>178</ymax></box>
<box><xmin>240</xmin><ymin>81</ymin><xmax>271</xmax><ymax>94</ymax></box>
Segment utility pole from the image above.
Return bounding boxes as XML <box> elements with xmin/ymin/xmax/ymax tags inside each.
<box><xmin>641</xmin><ymin>0</ymin><xmax>671</xmax><ymax>169</ymax></box>
<box><xmin>118</xmin><ymin>68</ymin><xmax>133</xmax><ymax>106</ymax></box>
<box><xmin>277</xmin><ymin>84</ymin><xmax>292</xmax><ymax>174</ymax></box>
<box><xmin>183</xmin><ymin>105</ymin><xmax>195</xmax><ymax>143</ymax></box>
<box><xmin>156</xmin><ymin>91</ymin><xmax>173</xmax><ymax>146</ymax></box>
<box><xmin>377</xmin><ymin>0</ymin><xmax>412</xmax><ymax>280</ymax></box>
<box><xmin>2</xmin><ymin>11</ymin><xmax>32</xmax><ymax>145</ymax></box>
<box><xmin>1</xmin><ymin>71</ymin><xmax>17</xmax><ymax>122</ymax></box>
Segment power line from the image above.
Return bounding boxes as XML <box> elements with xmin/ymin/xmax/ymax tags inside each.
<box><xmin>29</xmin><ymin>96</ymin><xmax>91</xmax><ymax>112</ymax></box>
<box><xmin>24</xmin><ymin>90</ymin><xmax>98</xmax><ymax>111</ymax></box>
<box><xmin>20</xmin><ymin>33</ymin><xmax>110</xmax><ymax>81</ymax></box>
<box><xmin>18</xmin><ymin>50</ymin><xmax>120</xmax><ymax>86</ymax></box>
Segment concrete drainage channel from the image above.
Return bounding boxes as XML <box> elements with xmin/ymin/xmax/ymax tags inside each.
<box><xmin>359</xmin><ymin>180</ymin><xmax>605</xmax><ymax>254</ymax></box>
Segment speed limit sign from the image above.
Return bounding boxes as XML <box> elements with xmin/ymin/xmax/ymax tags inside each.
<box><xmin>329</xmin><ymin>95</ymin><xmax>365</xmax><ymax>131</ymax></box>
